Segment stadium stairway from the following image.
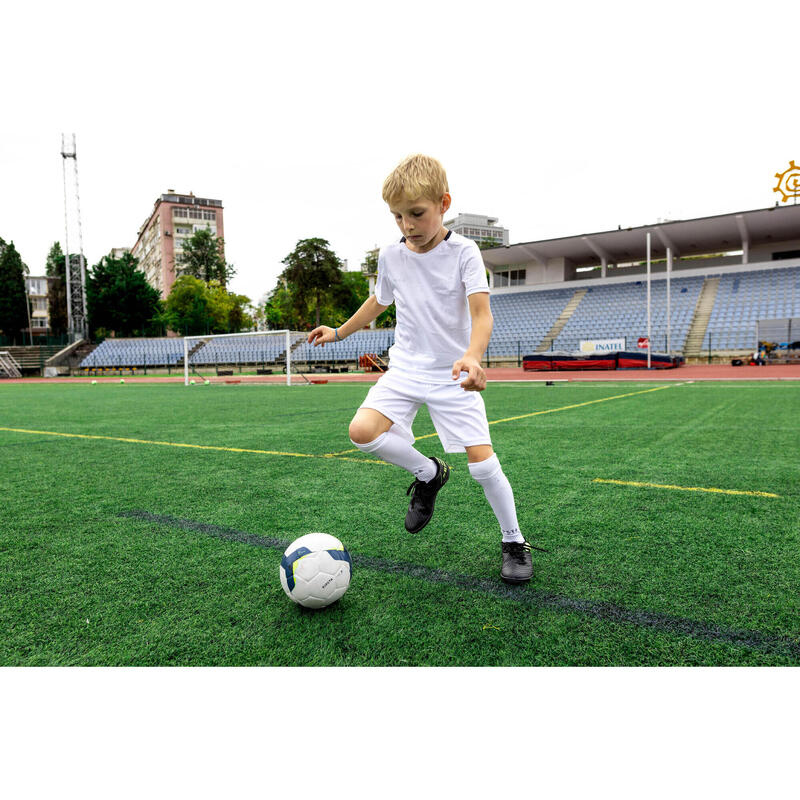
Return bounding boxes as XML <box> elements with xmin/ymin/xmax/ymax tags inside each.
<box><xmin>1</xmin><ymin>345</ymin><xmax>65</xmax><ymax>375</ymax></box>
<box><xmin>44</xmin><ymin>339</ymin><xmax>95</xmax><ymax>373</ymax></box>
<box><xmin>684</xmin><ymin>276</ymin><xmax>720</xmax><ymax>355</ymax></box>
<box><xmin>0</xmin><ymin>351</ymin><xmax>22</xmax><ymax>378</ymax></box>
<box><xmin>537</xmin><ymin>288</ymin><xmax>587</xmax><ymax>352</ymax></box>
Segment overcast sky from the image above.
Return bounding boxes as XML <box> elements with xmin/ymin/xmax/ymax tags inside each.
<box><xmin>2</xmin><ymin>0</ymin><xmax>798</xmax><ymax>307</ymax></box>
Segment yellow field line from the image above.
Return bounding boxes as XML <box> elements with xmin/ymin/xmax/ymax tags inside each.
<box><xmin>326</xmin><ymin>384</ymin><xmax>676</xmax><ymax>454</ymax></box>
<box><xmin>0</xmin><ymin>426</ymin><xmax>387</xmax><ymax>465</ymax></box>
<box><xmin>592</xmin><ymin>478</ymin><xmax>780</xmax><ymax>498</ymax></box>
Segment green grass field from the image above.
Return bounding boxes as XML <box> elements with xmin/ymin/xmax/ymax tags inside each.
<box><xmin>1</xmin><ymin>378</ymin><xmax>798</xmax><ymax>666</ymax></box>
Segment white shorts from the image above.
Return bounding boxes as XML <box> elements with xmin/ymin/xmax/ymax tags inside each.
<box><xmin>359</xmin><ymin>368</ymin><xmax>492</xmax><ymax>454</ymax></box>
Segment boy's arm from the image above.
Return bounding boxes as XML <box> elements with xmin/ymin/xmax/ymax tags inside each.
<box><xmin>307</xmin><ymin>295</ymin><xmax>389</xmax><ymax>346</ymax></box>
<box><xmin>452</xmin><ymin>291</ymin><xmax>493</xmax><ymax>391</ymax></box>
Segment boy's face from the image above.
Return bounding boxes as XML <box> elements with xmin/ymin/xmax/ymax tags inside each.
<box><xmin>389</xmin><ymin>192</ymin><xmax>452</xmax><ymax>254</ymax></box>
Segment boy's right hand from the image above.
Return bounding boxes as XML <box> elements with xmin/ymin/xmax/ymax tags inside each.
<box><xmin>308</xmin><ymin>326</ymin><xmax>336</xmax><ymax>347</ymax></box>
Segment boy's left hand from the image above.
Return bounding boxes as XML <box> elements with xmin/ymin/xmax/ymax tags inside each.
<box><xmin>452</xmin><ymin>356</ymin><xmax>486</xmax><ymax>392</ymax></box>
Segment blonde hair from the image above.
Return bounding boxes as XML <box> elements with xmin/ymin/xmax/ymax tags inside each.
<box><xmin>381</xmin><ymin>154</ymin><xmax>449</xmax><ymax>205</ymax></box>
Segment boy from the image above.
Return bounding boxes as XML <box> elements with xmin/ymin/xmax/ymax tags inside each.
<box><xmin>308</xmin><ymin>154</ymin><xmax>538</xmax><ymax>583</ymax></box>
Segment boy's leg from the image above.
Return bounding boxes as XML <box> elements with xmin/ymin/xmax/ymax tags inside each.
<box><xmin>349</xmin><ymin>408</ymin><xmax>436</xmax><ymax>481</ymax></box>
<box><xmin>467</xmin><ymin>447</ymin><xmax>533</xmax><ymax>584</ymax></box>
<box><xmin>349</xmin><ymin>408</ymin><xmax>449</xmax><ymax>532</ymax></box>
<box><xmin>466</xmin><ymin>447</ymin><xmax>523</xmax><ymax>543</ymax></box>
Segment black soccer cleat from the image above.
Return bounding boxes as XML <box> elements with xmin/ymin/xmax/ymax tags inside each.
<box><xmin>404</xmin><ymin>457</ymin><xmax>450</xmax><ymax>533</ymax></box>
<box><xmin>501</xmin><ymin>540</ymin><xmax>535</xmax><ymax>584</ymax></box>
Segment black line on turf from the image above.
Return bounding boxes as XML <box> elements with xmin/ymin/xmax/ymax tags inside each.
<box><xmin>119</xmin><ymin>510</ymin><xmax>800</xmax><ymax>661</ymax></box>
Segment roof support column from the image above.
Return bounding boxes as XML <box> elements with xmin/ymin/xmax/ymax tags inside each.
<box><xmin>582</xmin><ymin>236</ymin><xmax>613</xmax><ymax>280</ymax></box>
<box><xmin>735</xmin><ymin>214</ymin><xmax>750</xmax><ymax>264</ymax></box>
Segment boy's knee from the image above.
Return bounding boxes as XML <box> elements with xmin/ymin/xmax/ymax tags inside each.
<box><xmin>349</xmin><ymin>410</ymin><xmax>392</xmax><ymax>445</ymax></box>
<box><xmin>348</xmin><ymin>419</ymin><xmax>377</xmax><ymax>445</ymax></box>
<box><xmin>468</xmin><ymin>453</ymin><xmax>502</xmax><ymax>482</ymax></box>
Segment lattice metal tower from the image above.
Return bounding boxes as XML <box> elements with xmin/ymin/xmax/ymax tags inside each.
<box><xmin>61</xmin><ymin>133</ymin><xmax>88</xmax><ymax>341</ymax></box>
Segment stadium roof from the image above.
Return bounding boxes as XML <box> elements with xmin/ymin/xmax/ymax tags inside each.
<box><xmin>480</xmin><ymin>204</ymin><xmax>800</xmax><ymax>268</ymax></box>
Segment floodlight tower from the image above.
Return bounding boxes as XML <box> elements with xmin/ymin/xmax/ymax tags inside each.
<box><xmin>61</xmin><ymin>133</ymin><xmax>88</xmax><ymax>341</ymax></box>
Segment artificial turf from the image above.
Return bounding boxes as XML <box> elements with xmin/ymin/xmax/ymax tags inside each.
<box><xmin>1</xmin><ymin>378</ymin><xmax>798</xmax><ymax>666</ymax></box>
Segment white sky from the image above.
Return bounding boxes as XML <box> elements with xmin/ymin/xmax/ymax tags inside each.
<box><xmin>2</xmin><ymin>0</ymin><xmax>798</xmax><ymax>307</ymax></box>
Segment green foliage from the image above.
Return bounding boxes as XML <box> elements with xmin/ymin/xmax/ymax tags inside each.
<box><xmin>279</xmin><ymin>238</ymin><xmax>343</xmax><ymax>328</ymax></box>
<box><xmin>206</xmin><ymin>281</ymin><xmax>253</xmax><ymax>333</ymax></box>
<box><xmin>45</xmin><ymin>242</ymin><xmax>68</xmax><ymax>336</ymax></box>
<box><xmin>46</xmin><ymin>241</ymin><xmax>66</xmax><ymax>278</ymax></box>
<box><xmin>177</xmin><ymin>227</ymin><xmax>235</xmax><ymax>286</ymax></box>
<box><xmin>358</xmin><ymin>248</ymin><xmax>396</xmax><ymax>327</ymax></box>
<box><xmin>477</xmin><ymin>238</ymin><xmax>500</xmax><ymax>250</ymax></box>
<box><xmin>261</xmin><ymin>283</ymin><xmax>303</xmax><ymax>331</ymax></box>
<box><xmin>86</xmin><ymin>252</ymin><xmax>162</xmax><ymax>338</ymax></box>
<box><xmin>361</xmin><ymin>248</ymin><xmax>378</xmax><ymax>274</ymax></box>
<box><xmin>262</xmin><ymin>241</ymin><xmax>396</xmax><ymax>331</ymax></box>
<box><xmin>0</xmin><ymin>237</ymin><xmax>31</xmax><ymax>344</ymax></box>
<box><xmin>162</xmin><ymin>275</ymin><xmax>253</xmax><ymax>335</ymax></box>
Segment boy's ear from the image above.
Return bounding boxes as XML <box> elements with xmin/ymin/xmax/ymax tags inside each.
<box><xmin>440</xmin><ymin>193</ymin><xmax>452</xmax><ymax>215</ymax></box>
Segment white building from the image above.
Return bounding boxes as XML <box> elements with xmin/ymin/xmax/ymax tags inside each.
<box><xmin>444</xmin><ymin>213</ymin><xmax>510</xmax><ymax>247</ymax></box>
<box><xmin>25</xmin><ymin>276</ymin><xmax>52</xmax><ymax>336</ymax></box>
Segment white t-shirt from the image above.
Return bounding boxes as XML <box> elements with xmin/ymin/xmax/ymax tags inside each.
<box><xmin>375</xmin><ymin>231</ymin><xmax>490</xmax><ymax>382</ymax></box>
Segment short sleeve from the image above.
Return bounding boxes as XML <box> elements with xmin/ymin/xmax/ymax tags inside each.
<box><xmin>374</xmin><ymin>249</ymin><xmax>394</xmax><ymax>306</ymax></box>
<box><xmin>461</xmin><ymin>241</ymin><xmax>490</xmax><ymax>296</ymax></box>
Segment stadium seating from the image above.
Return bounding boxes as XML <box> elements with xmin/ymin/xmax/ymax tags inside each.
<box><xmin>79</xmin><ymin>334</ymin><xmax>305</xmax><ymax>369</ymax></box>
<box><xmin>551</xmin><ymin>277</ymin><xmax>704</xmax><ymax>354</ymax></box>
<box><xmin>488</xmin><ymin>278</ymin><xmax>703</xmax><ymax>356</ymax></box>
<box><xmin>489</xmin><ymin>266</ymin><xmax>800</xmax><ymax>356</ymax></box>
<box><xmin>292</xmin><ymin>329</ymin><xmax>395</xmax><ymax>364</ymax></box>
<box><xmin>79</xmin><ymin>338</ymin><xmax>185</xmax><ymax>368</ymax></box>
<box><xmin>488</xmin><ymin>288</ymin><xmax>575</xmax><ymax>358</ymax></box>
<box><xmin>188</xmin><ymin>334</ymin><xmax>305</xmax><ymax>366</ymax></box>
<box><xmin>702</xmin><ymin>266</ymin><xmax>800</xmax><ymax>351</ymax></box>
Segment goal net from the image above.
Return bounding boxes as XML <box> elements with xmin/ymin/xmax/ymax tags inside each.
<box><xmin>182</xmin><ymin>330</ymin><xmax>307</xmax><ymax>385</ymax></box>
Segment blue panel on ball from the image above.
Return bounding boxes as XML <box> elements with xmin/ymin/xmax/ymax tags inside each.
<box><xmin>280</xmin><ymin>546</ymin><xmax>312</xmax><ymax>591</ymax></box>
<box><xmin>327</xmin><ymin>548</ymin><xmax>352</xmax><ymax>572</ymax></box>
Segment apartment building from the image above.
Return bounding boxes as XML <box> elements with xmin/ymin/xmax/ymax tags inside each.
<box><xmin>131</xmin><ymin>192</ymin><xmax>224</xmax><ymax>298</ymax></box>
<box><xmin>25</xmin><ymin>276</ymin><xmax>52</xmax><ymax>336</ymax></box>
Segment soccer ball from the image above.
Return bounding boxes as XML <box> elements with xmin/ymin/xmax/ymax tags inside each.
<box><xmin>279</xmin><ymin>533</ymin><xmax>352</xmax><ymax>609</ymax></box>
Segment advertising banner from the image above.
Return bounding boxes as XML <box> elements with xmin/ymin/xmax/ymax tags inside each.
<box><xmin>580</xmin><ymin>339</ymin><xmax>625</xmax><ymax>353</ymax></box>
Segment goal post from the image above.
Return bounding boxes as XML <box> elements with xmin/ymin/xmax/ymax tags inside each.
<box><xmin>183</xmin><ymin>330</ymin><xmax>295</xmax><ymax>385</ymax></box>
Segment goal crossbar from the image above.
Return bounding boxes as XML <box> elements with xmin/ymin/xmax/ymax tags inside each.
<box><xmin>183</xmin><ymin>330</ymin><xmax>294</xmax><ymax>385</ymax></box>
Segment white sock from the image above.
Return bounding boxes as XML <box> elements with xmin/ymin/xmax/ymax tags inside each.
<box><xmin>468</xmin><ymin>454</ymin><xmax>524</xmax><ymax>543</ymax></box>
<box><xmin>350</xmin><ymin>431</ymin><xmax>437</xmax><ymax>482</ymax></box>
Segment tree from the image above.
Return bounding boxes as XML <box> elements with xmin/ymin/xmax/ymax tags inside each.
<box><xmin>162</xmin><ymin>276</ymin><xmax>210</xmax><ymax>335</ymax></box>
<box><xmin>280</xmin><ymin>238</ymin><xmax>344</xmax><ymax>328</ymax></box>
<box><xmin>358</xmin><ymin>247</ymin><xmax>395</xmax><ymax>328</ymax></box>
<box><xmin>162</xmin><ymin>276</ymin><xmax>253</xmax><ymax>335</ymax></box>
<box><xmin>260</xmin><ymin>282</ymin><xmax>304</xmax><ymax>331</ymax></box>
<box><xmin>205</xmin><ymin>281</ymin><xmax>254</xmax><ymax>333</ymax></box>
<box><xmin>361</xmin><ymin>248</ymin><xmax>378</xmax><ymax>274</ymax></box>
<box><xmin>45</xmin><ymin>242</ymin><xmax>68</xmax><ymax>336</ymax></box>
<box><xmin>177</xmin><ymin>227</ymin><xmax>235</xmax><ymax>286</ymax></box>
<box><xmin>86</xmin><ymin>252</ymin><xmax>162</xmax><ymax>338</ymax></box>
<box><xmin>0</xmin><ymin>238</ymin><xmax>30</xmax><ymax>344</ymax></box>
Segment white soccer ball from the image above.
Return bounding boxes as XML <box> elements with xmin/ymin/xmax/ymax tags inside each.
<box><xmin>279</xmin><ymin>532</ymin><xmax>352</xmax><ymax>609</ymax></box>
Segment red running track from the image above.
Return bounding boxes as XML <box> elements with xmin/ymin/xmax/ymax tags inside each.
<box><xmin>4</xmin><ymin>363</ymin><xmax>800</xmax><ymax>385</ymax></box>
